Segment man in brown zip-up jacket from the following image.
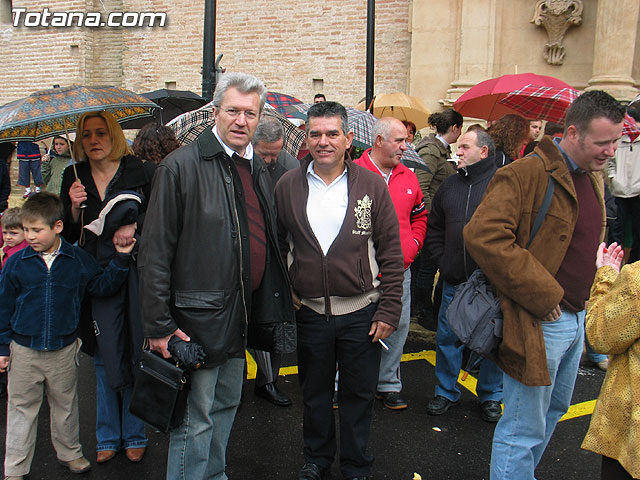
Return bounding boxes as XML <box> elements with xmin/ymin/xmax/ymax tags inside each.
<box><xmin>274</xmin><ymin>102</ymin><xmax>404</xmax><ymax>480</ymax></box>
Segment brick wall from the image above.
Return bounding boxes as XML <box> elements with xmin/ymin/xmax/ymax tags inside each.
<box><xmin>1</xmin><ymin>0</ymin><xmax>412</xmax><ymax>108</ymax></box>
<box><xmin>0</xmin><ymin>0</ymin><xmax>91</xmax><ymax>102</ymax></box>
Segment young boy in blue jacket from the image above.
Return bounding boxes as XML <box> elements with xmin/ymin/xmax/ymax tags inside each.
<box><xmin>0</xmin><ymin>192</ymin><xmax>135</xmax><ymax>479</ymax></box>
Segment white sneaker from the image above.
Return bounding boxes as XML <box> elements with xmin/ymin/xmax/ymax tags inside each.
<box><xmin>596</xmin><ymin>358</ymin><xmax>609</xmax><ymax>371</ymax></box>
<box><xmin>35</xmin><ymin>187</ymin><xmax>41</xmax><ymax>193</ymax></box>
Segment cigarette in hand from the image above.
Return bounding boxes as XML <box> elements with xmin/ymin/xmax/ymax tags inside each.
<box><xmin>378</xmin><ymin>339</ymin><xmax>390</xmax><ymax>351</ymax></box>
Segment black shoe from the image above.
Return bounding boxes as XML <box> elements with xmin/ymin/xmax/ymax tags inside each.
<box><xmin>332</xmin><ymin>391</ymin><xmax>338</xmax><ymax>409</ymax></box>
<box><xmin>344</xmin><ymin>477</ymin><xmax>369</xmax><ymax>480</ymax></box>
<box><xmin>416</xmin><ymin>309</ymin><xmax>437</xmax><ymax>331</ymax></box>
<box><xmin>481</xmin><ymin>400</ymin><xmax>502</xmax><ymax>423</ymax></box>
<box><xmin>299</xmin><ymin>462</ymin><xmax>326</xmax><ymax>480</ymax></box>
<box><xmin>426</xmin><ymin>395</ymin><xmax>457</xmax><ymax>415</ymax></box>
<box><xmin>254</xmin><ymin>382</ymin><xmax>292</xmax><ymax>407</ymax></box>
<box><xmin>377</xmin><ymin>391</ymin><xmax>407</xmax><ymax>410</ymax></box>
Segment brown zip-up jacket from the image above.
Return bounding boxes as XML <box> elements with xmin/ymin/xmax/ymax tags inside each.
<box><xmin>274</xmin><ymin>154</ymin><xmax>404</xmax><ymax>328</ymax></box>
<box><xmin>463</xmin><ymin>136</ymin><xmax>605</xmax><ymax>386</ymax></box>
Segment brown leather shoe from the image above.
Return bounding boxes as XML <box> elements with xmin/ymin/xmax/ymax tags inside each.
<box><xmin>96</xmin><ymin>450</ymin><xmax>116</xmax><ymax>463</ymax></box>
<box><xmin>125</xmin><ymin>447</ymin><xmax>146</xmax><ymax>462</ymax></box>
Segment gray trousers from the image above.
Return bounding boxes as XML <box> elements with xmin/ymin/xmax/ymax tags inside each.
<box><xmin>249</xmin><ymin>350</ymin><xmax>282</xmax><ymax>388</ymax></box>
<box><xmin>5</xmin><ymin>340</ymin><xmax>83</xmax><ymax>476</ymax></box>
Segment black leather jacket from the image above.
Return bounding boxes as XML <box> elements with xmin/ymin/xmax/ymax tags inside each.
<box><xmin>138</xmin><ymin>129</ymin><xmax>294</xmax><ymax>367</ymax></box>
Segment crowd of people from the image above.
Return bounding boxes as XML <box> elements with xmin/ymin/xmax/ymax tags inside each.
<box><xmin>0</xmin><ymin>72</ymin><xmax>639</xmax><ymax>480</ymax></box>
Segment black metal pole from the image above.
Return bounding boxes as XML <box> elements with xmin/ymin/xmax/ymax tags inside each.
<box><xmin>365</xmin><ymin>0</ymin><xmax>375</xmax><ymax>111</ymax></box>
<box><xmin>202</xmin><ymin>0</ymin><xmax>216</xmax><ymax>102</ymax></box>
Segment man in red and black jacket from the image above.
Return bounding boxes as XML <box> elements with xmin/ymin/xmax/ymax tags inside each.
<box><xmin>355</xmin><ymin>117</ymin><xmax>427</xmax><ymax>410</ymax></box>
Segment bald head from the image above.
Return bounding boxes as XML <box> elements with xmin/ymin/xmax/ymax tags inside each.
<box><xmin>370</xmin><ymin>117</ymin><xmax>408</xmax><ymax>172</ymax></box>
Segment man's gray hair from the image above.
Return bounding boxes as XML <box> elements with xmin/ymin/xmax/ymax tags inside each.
<box><xmin>306</xmin><ymin>101</ymin><xmax>350</xmax><ymax>135</ymax></box>
<box><xmin>212</xmin><ymin>72</ymin><xmax>267</xmax><ymax>111</ymax></box>
<box><xmin>474</xmin><ymin>129</ymin><xmax>496</xmax><ymax>158</ymax></box>
<box><xmin>252</xmin><ymin>116</ymin><xmax>284</xmax><ymax>145</ymax></box>
<box><xmin>372</xmin><ymin>117</ymin><xmax>398</xmax><ymax>144</ymax></box>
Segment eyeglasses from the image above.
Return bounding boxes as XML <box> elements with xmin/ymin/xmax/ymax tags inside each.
<box><xmin>219</xmin><ymin>108</ymin><xmax>258</xmax><ymax>120</ymax></box>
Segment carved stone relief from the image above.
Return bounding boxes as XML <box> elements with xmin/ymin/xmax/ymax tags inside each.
<box><xmin>531</xmin><ymin>0</ymin><xmax>584</xmax><ymax>65</ymax></box>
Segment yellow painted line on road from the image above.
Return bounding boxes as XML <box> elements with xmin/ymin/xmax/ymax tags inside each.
<box><xmin>246</xmin><ymin>349</ymin><xmax>597</xmax><ymax>421</ymax></box>
<box><xmin>245</xmin><ymin>351</ymin><xmax>299</xmax><ymax>380</ymax></box>
<box><xmin>560</xmin><ymin>400</ymin><xmax>596</xmax><ymax>421</ymax></box>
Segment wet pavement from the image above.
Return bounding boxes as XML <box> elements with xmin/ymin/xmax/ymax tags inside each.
<box><xmin>0</xmin><ymin>336</ymin><xmax>606</xmax><ymax>479</ymax></box>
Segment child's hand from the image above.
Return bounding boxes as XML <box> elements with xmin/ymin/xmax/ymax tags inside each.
<box><xmin>114</xmin><ymin>237</ymin><xmax>136</xmax><ymax>254</ymax></box>
<box><xmin>0</xmin><ymin>356</ymin><xmax>8</xmax><ymax>373</ymax></box>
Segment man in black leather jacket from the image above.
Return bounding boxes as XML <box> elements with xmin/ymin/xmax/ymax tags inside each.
<box><xmin>138</xmin><ymin>73</ymin><xmax>294</xmax><ymax>480</ymax></box>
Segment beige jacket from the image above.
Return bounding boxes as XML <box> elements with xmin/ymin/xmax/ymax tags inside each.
<box><xmin>608</xmin><ymin>134</ymin><xmax>640</xmax><ymax>198</ymax></box>
<box><xmin>582</xmin><ymin>263</ymin><xmax>640</xmax><ymax>478</ymax></box>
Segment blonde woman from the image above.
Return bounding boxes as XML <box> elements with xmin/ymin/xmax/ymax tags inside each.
<box><xmin>60</xmin><ymin>111</ymin><xmax>156</xmax><ymax>464</ymax></box>
<box><xmin>582</xmin><ymin>241</ymin><xmax>640</xmax><ymax>479</ymax></box>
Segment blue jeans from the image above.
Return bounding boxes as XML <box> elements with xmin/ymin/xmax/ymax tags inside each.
<box><xmin>490</xmin><ymin>310</ymin><xmax>585</xmax><ymax>480</ymax></box>
<box><xmin>584</xmin><ymin>323</ymin><xmax>607</xmax><ymax>363</ymax></box>
<box><xmin>377</xmin><ymin>268</ymin><xmax>411</xmax><ymax>392</ymax></box>
<box><xmin>167</xmin><ymin>357</ymin><xmax>244</xmax><ymax>480</ymax></box>
<box><xmin>434</xmin><ymin>281</ymin><xmax>503</xmax><ymax>403</ymax></box>
<box><xmin>17</xmin><ymin>160</ymin><xmax>43</xmax><ymax>187</ymax></box>
<box><xmin>94</xmin><ymin>351</ymin><xmax>147</xmax><ymax>451</ymax></box>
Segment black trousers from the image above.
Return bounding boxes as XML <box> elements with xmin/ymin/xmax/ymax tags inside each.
<box><xmin>602</xmin><ymin>456</ymin><xmax>636</xmax><ymax>480</ymax></box>
<box><xmin>611</xmin><ymin>196</ymin><xmax>640</xmax><ymax>262</ymax></box>
<box><xmin>297</xmin><ymin>303</ymin><xmax>381</xmax><ymax>478</ymax></box>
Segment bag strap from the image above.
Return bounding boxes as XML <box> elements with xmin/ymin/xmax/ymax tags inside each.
<box><xmin>526</xmin><ymin>174</ymin><xmax>555</xmax><ymax>249</ymax></box>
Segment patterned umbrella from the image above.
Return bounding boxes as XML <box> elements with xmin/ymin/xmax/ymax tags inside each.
<box><xmin>401</xmin><ymin>145</ymin><xmax>429</xmax><ymax>170</ymax></box>
<box><xmin>453</xmin><ymin>73</ymin><xmax>572</xmax><ymax>121</ymax></box>
<box><xmin>498</xmin><ymin>84</ymin><xmax>580</xmax><ymax>124</ymax></box>
<box><xmin>265</xmin><ymin>91</ymin><xmax>303</xmax><ymax>118</ymax></box>
<box><xmin>166</xmin><ymin>102</ymin><xmax>305</xmax><ymax>158</ymax></box>
<box><xmin>284</xmin><ymin>103</ymin><xmax>377</xmax><ymax>149</ymax></box>
<box><xmin>623</xmin><ymin>113</ymin><xmax>640</xmax><ymax>142</ymax></box>
<box><xmin>0</xmin><ymin>85</ymin><xmax>158</xmax><ymax>142</ymax></box>
<box><xmin>500</xmin><ymin>84</ymin><xmax>639</xmax><ymax>141</ymax></box>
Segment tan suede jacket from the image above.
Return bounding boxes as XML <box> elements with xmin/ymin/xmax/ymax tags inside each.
<box><xmin>463</xmin><ymin>136</ymin><xmax>606</xmax><ymax>386</ymax></box>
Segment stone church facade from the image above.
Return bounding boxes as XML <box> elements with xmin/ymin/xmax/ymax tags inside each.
<box><xmin>1</xmin><ymin>0</ymin><xmax>639</xmax><ymax>119</ymax></box>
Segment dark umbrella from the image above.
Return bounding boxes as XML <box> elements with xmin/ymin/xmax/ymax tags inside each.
<box><xmin>120</xmin><ymin>89</ymin><xmax>208</xmax><ymax>128</ymax></box>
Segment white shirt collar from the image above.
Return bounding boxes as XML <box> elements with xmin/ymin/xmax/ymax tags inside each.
<box><xmin>366</xmin><ymin>151</ymin><xmax>392</xmax><ymax>184</ymax></box>
<box><xmin>212</xmin><ymin>125</ymin><xmax>254</xmax><ymax>163</ymax></box>
<box><xmin>306</xmin><ymin>160</ymin><xmax>348</xmax><ymax>187</ymax></box>
<box><xmin>435</xmin><ymin>134</ymin><xmax>449</xmax><ymax>148</ymax></box>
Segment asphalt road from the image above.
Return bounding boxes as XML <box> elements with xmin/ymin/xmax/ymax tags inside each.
<box><xmin>0</xmin><ymin>337</ymin><xmax>606</xmax><ymax>480</ymax></box>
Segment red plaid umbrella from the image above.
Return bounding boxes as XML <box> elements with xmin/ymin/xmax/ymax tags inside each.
<box><xmin>498</xmin><ymin>84</ymin><xmax>580</xmax><ymax>124</ymax></box>
<box><xmin>500</xmin><ymin>85</ymin><xmax>640</xmax><ymax>141</ymax></box>
<box><xmin>453</xmin><ymin>73</ymin><xmax>572</xmax><ymax>121</ymax></box>
<box><xmin>623</xmin><ymin>113</ymin><xmax>640</xmax><ymax>141</ymax></box>
<box><xmin>265</xmin><ymin>91</ymin><xmax>303</xmax><ymax>117</ymax></box>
